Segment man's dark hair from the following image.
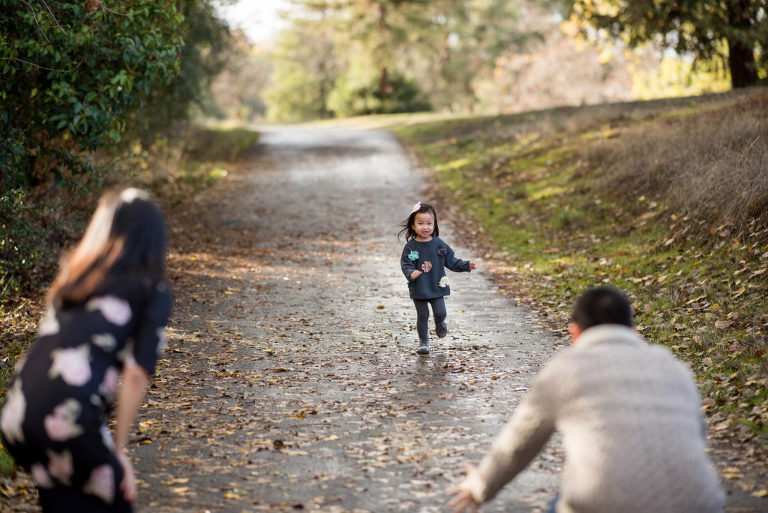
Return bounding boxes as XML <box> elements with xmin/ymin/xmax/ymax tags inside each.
<box><xmin>572</xmin><ymin>286</ymin><xmax>633</xmax><ymax>330</ymax></box>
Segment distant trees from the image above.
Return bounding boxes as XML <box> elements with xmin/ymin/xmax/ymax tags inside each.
<box><xmin>265</xmin><ymin>0</ymin><xmax>533</xmax><ymax>120</ymax></box>
<box><xmin>556</xmin><ymin>0</ymin><xmax>767</xmax><ymax>88</ymax></box>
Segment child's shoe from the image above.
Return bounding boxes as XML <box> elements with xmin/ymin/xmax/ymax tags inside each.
<box><xmin>436</xmin><ymin>321</ymin><xmax>448</xmax><ymax>338</ymax></box>
<box><xmin>416</xmin><ymin>341</ymin><xmax>430</xmax><ymax>355</ymax></box>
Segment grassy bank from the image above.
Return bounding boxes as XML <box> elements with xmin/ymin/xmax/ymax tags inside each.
<box><xmin>0</xmin><ymin>126</ymin><xmax>259</xmax><ymax>475</ymax></box>
<box><xmin>391</xmin><ymin>90</ymin><xmax>768</xmax><ymax>456</ymax></box>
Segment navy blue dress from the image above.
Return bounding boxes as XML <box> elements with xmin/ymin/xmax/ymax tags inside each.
<box><xmin>0</xmin><ymin>278</ymin><xmax>172</xmax><ymax>512</ymax></box>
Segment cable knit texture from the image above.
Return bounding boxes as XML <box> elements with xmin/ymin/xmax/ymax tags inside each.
<box><xmin>471</xmin><ymin>324</ymin><xmax>724</xmax><ymax>513</ymax></box>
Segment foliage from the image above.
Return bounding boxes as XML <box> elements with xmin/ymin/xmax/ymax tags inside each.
<box><xmin>629</xmin><ymin>54</ymin><xmax>731</xmax><ymax>100</ymax></box>
<box><xmin>265</xmin><ymin>0</ymin><xmax>533</xmax><ymax>120</ymax></box>
<box><xmin>554</xmin><ymin>0</ymin><xmax>768</xmax><ymax>88</ymax></box>
<box><xmin>264</xmin><ymin>22</ymin><xmax>339</xmax><ymax>122</ymax></box>
<box><xmin>327</xmin><ymin>66</ymin><xmax>430</xmax><ymax>117</ymax></box>
<box><xmin>129</xmin><ymin>0</ymin><xmax>232</xmax><ymax>141</ymax></box>
<box><xmin>392</xmin><ymin>90</ymin><xmax>768</xmax><ymax>447</ymax></box>
<box><xmin>0</xmin><ymin>1</ymin><xmax>184</xmax><ymax>183</ymax></box>
<box><xmin>209</xmin><ymin>30</ymin><xmax>273</xmax><ymax>121</ymax></box>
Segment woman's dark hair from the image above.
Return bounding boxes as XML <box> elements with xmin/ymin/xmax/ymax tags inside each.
<box><xmin>572</xmin><ymin>286</ymin><xmax>633</xmax><ymax>330</ymax></box>
<box><xmin>398</xmin><ymin>202</ymin><xmax>439</xmax><ymax>241</ymax></box>
<box><xmin>48</xmin><ymin>188</ymin><xmax>167</xmax><ymax>307</ymax></box>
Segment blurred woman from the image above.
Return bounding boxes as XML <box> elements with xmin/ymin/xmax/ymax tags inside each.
<box><xmin>1</xmin><ymin>188</ymin><xmax>172</xmax><ymax>512</ymax></box>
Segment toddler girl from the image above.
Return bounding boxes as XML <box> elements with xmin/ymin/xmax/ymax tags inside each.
<box><xmin>399</xmin><ymin>202</ymin><xmax>476</xmax><ymax>354</ymax></box>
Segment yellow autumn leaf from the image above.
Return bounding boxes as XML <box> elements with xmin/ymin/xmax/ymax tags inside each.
<box><xmin>162</xmin><ymin>478</ymin><xmax>189</xmax><ymax>485</ymax></box>
<box><xmin>751</xmin><ymin>489</ymin><xmax>767</xmax><ymax>498</ymax></box>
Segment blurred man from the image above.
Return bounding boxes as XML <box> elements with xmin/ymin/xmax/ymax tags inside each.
<box><xmin>448</xmin><ymin>286</ymin><xmax>724</xmax><ymax>513</ymax></box>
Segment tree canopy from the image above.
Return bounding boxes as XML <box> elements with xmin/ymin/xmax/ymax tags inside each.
<box><xmin>557</xmin><ymin>0</ymin><xmax>767</xmax><ymax>88</ymax></box>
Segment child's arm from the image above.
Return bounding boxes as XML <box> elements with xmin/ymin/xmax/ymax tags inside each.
<box><xmin>442</xmin><ymin>242</ymin><xmax>475</xmax><ymax>273</ymax></box>
<box><xmin>400</xmin><ymin>245</ymin><xmax>421</xmax><ymax>280</ymax></box>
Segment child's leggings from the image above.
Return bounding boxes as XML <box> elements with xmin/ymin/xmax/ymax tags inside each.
<box><xmin>412</xmin><ymin>297</ymin><xmax>446</xmax><ymax>342</ymax></box>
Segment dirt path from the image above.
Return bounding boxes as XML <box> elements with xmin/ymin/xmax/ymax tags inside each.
<box><xmin>131</xmin><ymin>126</ymin><xmax>562</xmax><ymax>512</ymax></box>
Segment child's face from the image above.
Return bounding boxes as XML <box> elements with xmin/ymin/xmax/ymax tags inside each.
<box><xmin>412</xmin><ymin>212</ymin><xmax>435</xmax><ymax>239</ymax></box>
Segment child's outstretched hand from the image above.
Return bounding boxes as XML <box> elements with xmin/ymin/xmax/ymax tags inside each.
<box><xmin>469</xmin><ymin>261</ymin><xmax>477</xmax><ymax>271</ymax></box>
<box><xmin>410</xmin><ymin>270</ymin><xmax>422</xmax><ymax>280</ymax></box>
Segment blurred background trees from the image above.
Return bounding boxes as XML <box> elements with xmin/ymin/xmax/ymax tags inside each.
<box><xmin>221</xmin><ymin>0</ymin><xmax>765</xmax><ymax>123</ymax></box>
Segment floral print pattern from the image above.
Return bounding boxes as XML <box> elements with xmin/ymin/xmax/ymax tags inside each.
<box><xmin>44</xmin><ymin>399</ymin><xmax>84</xmax><ymax>442</ymax></box>
<box><xmin>92</xmin><ymin>333</ymin><xmax>117</xmax><ymax>351</ymax></box>
<box><xmin>38</xmin><ymin>308</ymin><xmax>60</xmax><ymax>337</ymax></box>
<box><xmin>407</xmin><ymin>250</ymin><xmax>419</xmax><ymax>261</ymax></box>
<box><xmin>31</xmin><ymin>463</ymin><xmax>53</xmax><ymax>488</ymax></box>
<box><xmin>439</xmin><ymin>276</ymin><xmax>450</xmax><ymax>288</ymax></box>
<box><xmin>48</xmin><ymin>345</ymin><xmax>92</xmax><ymax>386</ymax></box>
<box><xmin>47</xmin><ymin>449</ymin><xmax>74</xmax><ymax>485</ymax></box>
<box><xmin>0</xmin><ymin>380</ymin><xmax>26</xmax><ymax>445</ymax></box>
<box><xmin>86</xmin><ymin>295</ymin><xmax>132</xmax><ymax>326</ymax></box>
<box><xmin>0</xmin><ymin>284</ymin><xmax>172</xmax><ymax>507</ymax></box>
<box><xmin>436</xmin><ymin>244</ymin><xmax>448</xmax><ymax>256</ymax></box>
<box><xmin>83</xmin><ymin>464</ymin><xmax>115</xmax><ymax>503</ymax></box>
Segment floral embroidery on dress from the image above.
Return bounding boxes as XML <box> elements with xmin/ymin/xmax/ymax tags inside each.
<box><xmin>44</xmin><ymin>399</ymin><xmax>84</xmax><ymax>442</ymax></box>
<box><xmin>0</xmin><ymin>379</ymin><xmax>26</xmax><ymax>444</ymax></box>
<box><xmin>436</xmin><ymin>245</ymin><xmax>448</xmax><ymax>256</ymax></box>
<box><xmin>83</xmin><ymin>464</ymin><xmax>115</xmax><ymax>504</ymax></box>
<box><xmin>49</xmin><ymin>345</ymin><xmax>92</xmax><ymax>387</ymax></box>
<box><xmin>47</xmin><ymin>449</ymin><xmax>74</xmax><ymax>485</ymax></box>
<box><xmin>407</xmin><ymin>250</ymin><xmax>419</xmax><ymax>261</ymax></box>
<box><xmin>439</xmin><ymin>276</ymin><xmax>449</xmax><ymax>288</ymax></box>
<box><xmin>421</xmin><ymin>261</ymin><xmax>433</xmax><ymax>273</ymax></box>
<box><xmin>31</xmin><ymin>463</ymin><xmax>53</xmax><ymax>488</ymax></box>
<box><xmin>86</xmin><ymin>296</ymin><xmax>132</xmax><ymax>326</ymax></box>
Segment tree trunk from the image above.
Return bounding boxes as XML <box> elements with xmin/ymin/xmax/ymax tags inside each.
<box><xmin>727</xmin><ymin>38</ymin><xmax>757</xmax><ymax>88</ymax></box>
<box><xmin>380</xmin><ymin>66</ymin><xmax>390</xmax><ymax>98</ymax></box>
<box><xmin>726</xmin><ymin>0</ymin><xmax>757</xmax><ymax>88</ymax></box>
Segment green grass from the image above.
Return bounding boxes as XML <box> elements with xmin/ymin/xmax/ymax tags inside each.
<box><xmin>391</xmin><ymin>92</ymin><xmax>768</xmax><ymax>446</ymax></box>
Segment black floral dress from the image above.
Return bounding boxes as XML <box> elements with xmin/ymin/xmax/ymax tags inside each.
<box><xmin>0</xmin><ymin>279</ymin><xmax>172</xmax><ymax>511</ymax></box>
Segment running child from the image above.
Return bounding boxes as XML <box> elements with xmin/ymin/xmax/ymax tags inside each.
<box><xmin>399</xmin><ymin>202</ymin><xmax>476</xmax><ymax>355</ymax></box>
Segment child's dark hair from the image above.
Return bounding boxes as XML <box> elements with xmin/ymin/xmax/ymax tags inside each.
<box><xmin>572</xmin><ymin>286</ymin><xmax>633</xmax><ymax>330</ymax></box>
<box><xmin>398</xmin><ymin>202</ymin><xmax>439</xmax><ymax>241</ymax></box>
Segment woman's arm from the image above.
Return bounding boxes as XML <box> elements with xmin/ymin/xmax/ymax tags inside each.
<box><xmin>114</xmin><ymin>360</ymin><xmax>150</xmax><ymax>502</ymax></box>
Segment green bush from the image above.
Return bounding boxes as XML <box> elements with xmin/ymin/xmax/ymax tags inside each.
<box><xmin>327</xmin><ymin>70</ymin><xmax>431</xmax><ymax>117</ymax></box>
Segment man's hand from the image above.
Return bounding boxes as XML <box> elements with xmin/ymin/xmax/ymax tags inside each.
<box><xmin>447</xmin><ymin>463</ymin><xmax>481</xmax><ymax>513</ymax></box>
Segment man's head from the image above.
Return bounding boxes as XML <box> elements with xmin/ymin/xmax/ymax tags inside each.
<box><xmin>569</xmin><ymin>286</ymin><xmax>633</xmax><ymax>343</ymax></box>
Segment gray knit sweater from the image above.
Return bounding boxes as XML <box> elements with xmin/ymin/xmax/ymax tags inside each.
<box><xmin>468</xmin><ymin>324</ymin><xmax>724</xmax><ymax>513</ymax></box>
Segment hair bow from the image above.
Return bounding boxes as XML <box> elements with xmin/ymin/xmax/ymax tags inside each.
<box><xmin>410</xmin><ymin>201</ymin><xmax>422</xmax><ymax>214</ymax></box>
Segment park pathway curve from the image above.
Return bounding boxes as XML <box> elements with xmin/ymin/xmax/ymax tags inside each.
<box><xmin>133</xmin><ymin>126</ymin><xmax>562</xmax><ymax>512</ymax></box>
